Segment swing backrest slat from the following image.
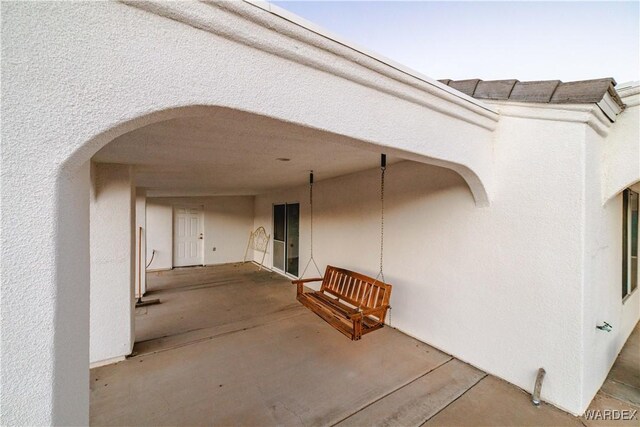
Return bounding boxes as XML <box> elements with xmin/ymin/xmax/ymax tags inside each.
<box><xmin>320</xmin><ymin>265</ymin><xmax>391</xmax><ymax>311</ymax></box>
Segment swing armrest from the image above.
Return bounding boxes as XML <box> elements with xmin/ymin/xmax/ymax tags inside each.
<box><xmin>291</xmin><ymin>278</ymin><xmax>323</xmax><ymax>296</ymax></box>
<box><xmin>291</xmin><ymin>278</ymin><xmax>323</xmax><ymax>285</ymax></box>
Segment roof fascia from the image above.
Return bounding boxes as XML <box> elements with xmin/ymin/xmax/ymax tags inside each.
<box><xmin>120</xmin><ymin>1</ymin><xmax>500</xmax><ymax>131</ymax></box>
<box><xmin>485</xmin><ymin>101</ymin><xmax>613</xmax><ymax>137</ymax></box>
<box><xmin>244</xmin><ymin>0</ymin><xmax>499</xmax><ymax>115</ymax></box>
<box><xmin>617</xmin><ymin>83</ymin><xmax>640</xmax><ymax>108</ymax></box>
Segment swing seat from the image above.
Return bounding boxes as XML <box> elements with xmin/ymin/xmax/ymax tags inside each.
<box><xmin>292</xmin><ymin>265</ymin><xmax>392</xmax><ymax>341</ymax></box>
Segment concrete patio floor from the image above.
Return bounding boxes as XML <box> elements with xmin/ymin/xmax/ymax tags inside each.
<box><xmin>90</xmin><ymin>263</ymin><xmax>632</xmax><ymax>426</ymax></box>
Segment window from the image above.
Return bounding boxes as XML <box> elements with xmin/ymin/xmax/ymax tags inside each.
<box><xmin>623</xmin><ymin>189</ymin><xmax>638</xmax><ymax>299</ymax></box>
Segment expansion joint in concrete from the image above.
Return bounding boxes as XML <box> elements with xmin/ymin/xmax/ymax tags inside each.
<box><xmin>418</xmin><ymin>373</ymin><xmax>489</xmax><ymax>426</ymax></box>
<box><xmin>330</xmin><ymin>357</ymin><xmax>456</xmax><ymax>426</ymax></box>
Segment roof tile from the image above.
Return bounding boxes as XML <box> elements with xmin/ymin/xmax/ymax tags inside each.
<box><xmin>440</xmin><ymin>77</ymin><xmax>622</xmax><ymax>108</ymax></box>
<box><xmin>550</xmin><ymin>78</ymin><xmax>616</xmax><ymax>104</ymax></box>
<box><xmin>474</xmin><ymin>80</ymin><xmax>519</xmax><ymax>100</ymax></box>
<box><xmin>509</xmin><ymin>80</ymin><xmax>561</xmax><ymax>103</ymax></box>
<box><xmin>447</xmin><ymin>79</ymin><xmax>480</xmax><ymax>97</ymax></box>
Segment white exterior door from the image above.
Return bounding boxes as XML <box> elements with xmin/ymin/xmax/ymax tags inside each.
<box><xmin>173</xmin><ymin>206</ymin><xmax>203</xmax><ymax>267</ymax></box>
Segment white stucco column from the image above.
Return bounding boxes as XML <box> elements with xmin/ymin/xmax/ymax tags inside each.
<box><xmin>90</xmin><ymin>163</ymin><xmax>135</xmax><ymax>365</ymax></box>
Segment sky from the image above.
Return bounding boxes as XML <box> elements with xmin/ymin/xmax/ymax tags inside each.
<box><xmin>272</xmin><ymin>1</ymin><xmax>640</xmax><ymax>84</ymax></box>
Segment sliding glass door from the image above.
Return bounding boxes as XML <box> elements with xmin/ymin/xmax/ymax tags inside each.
<box><xmin>273</xmin><ymin>203</ymin><xmax>299</xmax><ymax>276</ymax></box>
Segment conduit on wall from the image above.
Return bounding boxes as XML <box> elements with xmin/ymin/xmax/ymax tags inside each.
<box><xmin>136</xmin><ymin>227</ymin><xmax>160</xmax><ymax>308</ymax></box>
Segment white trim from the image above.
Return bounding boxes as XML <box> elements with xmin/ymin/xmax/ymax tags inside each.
<box><xmin>146</xmin><ymin>267</ymin><xmax>172</xmax><ymax>273</ymax></box>
<box><xmin>271</xmin><ymin>201</ymin><xmax>301</xmax><ymax>277</ymax></box>
<box><xmin>89</xmin><ymin>355</ymin><xmax>126</xmax><ymax>369</ymax></box>
<box><xmin>272</xmin><ymin>266</ymin><xmax>286</xmax><ymax>275</ymax></box>
<box><xmin>122</xmin><ymin>0</ymin><xmax>500</xmax><ymax>130</ymax></box>
<box><xmin>243</xmin><ymin>0</ymin><xmax>497</xmax><ymax>114</ymax></box>
<box><xmin>617</xmin><ymin>83</ymin><xmax>640</xmax><ymax>107</ymax></box>
<box><xmin>622</xmin><ymin>189</ymin><xmax>639</xmax><ymax>300</ymax></box>
<box><xmin>616</xmin><ymin>81</ymin><xmax>640</xmax><ymax>94</ymax></box>
<box><xmin>596</xmin><ymin>92</ymin><xmax>623</xmax><ymax>122</ymax></box>
<box><xmin>486</xmin><ymin>101</ymin><xmax>613</xmax><ymax>137</ymax></box>
<box><xmin>270</xmin><ymin>266</ymin><xmax>299</xmax><ymax>282</ymax></box>
<box><xmin>622</xmin><ymin>287</ymin><xmax>637</xmax><ymax>305</ymax></box>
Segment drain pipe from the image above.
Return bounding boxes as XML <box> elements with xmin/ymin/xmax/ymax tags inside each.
<box><xmin>532</xmin><ymin>368</ymin><xmax>546</xmax><ymax>406</ymax></box>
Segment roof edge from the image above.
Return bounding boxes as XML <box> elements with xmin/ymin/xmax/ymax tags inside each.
<box><xmin>440</xmin><ymin>78</ymin><xmax>624</xmax><ymax>106</ymax></box>
<box><xmin>242</xmin><ymin>0</ymin><xmax>499</xmax><ymax>116</ymax></box>
<box><xmin>440</xmin><ymin>78</ymin><xmax>625</xmax><ymax>121</ymax></box>
<box><xmin>616</xmin><ymin>81</ymin><xmax>640</xmax><ymax>99</ymax></box>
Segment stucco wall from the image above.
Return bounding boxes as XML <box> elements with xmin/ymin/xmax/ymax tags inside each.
<box><xmin>582</xmin><ymin>119</ymin><xmax>640</xmax><ymax>408</ymax></box>
<box><xmin>146</xmin><ymin>196</ymin><xmax>255</xmax><ymax>270</ymax></box>
<box><xmin>89</xmin><ymin>163</ymin><xmax>135</xmax><ymax>365</ymax></box>
<box><xmin>254</xmin><ymin>114</ymin><xmax>601</xmax><ymax>415</ymax></box>
<box><xmin>202</xmin><ymin>197</ymin><xmax>255</xmax><ymax>265</ymax></box>
<box><xmin>146</xmin><ymin>200</ymin><xmax>174</xmax><ymax>271</ymax></box>
<box><xmin>135</xmin><ymin>188</ymin><xmax>147</xmax><ymax>296</ymax></box>
<box><xmin>581</xmin><ymin>92</ymin><xmax>640</xmax><ymax>408</ymax></box>
<box><xmin>602</xmin><ymin>89</ymin><xmax>640</xmax><ymax>202</ymax></box>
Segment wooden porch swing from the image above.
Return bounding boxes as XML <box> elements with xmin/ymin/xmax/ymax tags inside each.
<box><xmin>292</xmin><ymin>155</ymin><xmax>392</xmax><ymax>341</ymax></box>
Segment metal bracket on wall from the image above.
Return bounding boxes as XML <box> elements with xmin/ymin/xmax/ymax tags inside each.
<box><xmin>596</xmin><ymin>322</ymin><xmax>613</xmax><ymax>332</ymax></box>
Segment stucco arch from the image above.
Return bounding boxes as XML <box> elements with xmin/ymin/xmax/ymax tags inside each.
<box><xmin>34</xmin><ymin>0</ymin><xmax>499</xmax><ymax>206</ymax></box>
<box><xmin>602</xmin><ymin>147</ymin><xmax>640</xmax><ymax>204</ymax></box>
<box><xmin>604</xmin><ymin>179</ymin><xmax>640</xmax><ymax>205</ymax></box>
<box><xmin>62</xmin><ymin>104</ymin><xmax>490</xmax><ymax>205</ymax></box>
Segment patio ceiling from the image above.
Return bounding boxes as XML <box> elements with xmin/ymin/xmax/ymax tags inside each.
<box><xmin>93</xmin><ymin>108</ymin><xmax>400</xmax><ymax>197</ymax></box>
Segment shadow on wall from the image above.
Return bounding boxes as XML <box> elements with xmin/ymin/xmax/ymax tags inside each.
<box><xmin>301</xmin><ymin>160</ymin><xmax>476</xmax><ymax>283</ymax></box>
<box><xmin>313</xmin><ymin>160</ymin><xmax>473</xmax><ymax>223</ymax></box>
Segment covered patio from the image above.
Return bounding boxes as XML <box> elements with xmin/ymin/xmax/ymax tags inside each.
<box><xmin>3</xmin><ymin>2</ymin><xmax>638</xmax><ymax>424</ymax></box>
<box><xmin>90</xmin><ymin>263</ymin><xmax>585</xmax><ymax>426</ymax></box>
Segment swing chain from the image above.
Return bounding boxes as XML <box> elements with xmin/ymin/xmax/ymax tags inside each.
<box><xmin>310</xmin><ymin>175</ymin><xmax>313</xmax><ymax>259</ymax></box>
<box><xmin>378</xmin><ymin>159</ymin><xmax>392</xmax><ymax>328</ymax></box>
<box><xmin>358</xmin><ymin>159</ymin><xmax>387</xmax><ymax>313</ymax></box>
<box><xmin>300</xmin><ymin>171</ymin><xmax>323</xmax><ymax>279</ymax></box>
<box><xmin>379</xmin><ymin>164</ymin><xmax>385</xmax><ymax>284</ymax></box>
